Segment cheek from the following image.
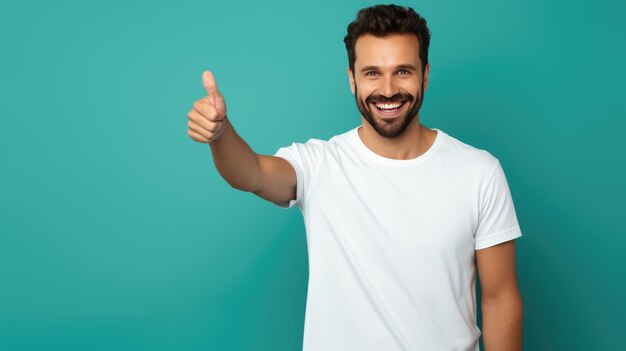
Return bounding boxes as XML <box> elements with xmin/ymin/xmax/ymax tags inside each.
<box><xmin>401</xmin><ymin>79</ymin><xmax>421</xmax><ymax>92</ymax></box>
<box><xmin>356</xmin><ymin>83</ymin><xmax>375</xmax><ymax>100</ymax></box>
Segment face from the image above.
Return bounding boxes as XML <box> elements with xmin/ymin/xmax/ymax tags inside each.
<box><xmin>348</xmin><ymin>33</ymin><xmax>430</xmax><ymax>138</ymax></box>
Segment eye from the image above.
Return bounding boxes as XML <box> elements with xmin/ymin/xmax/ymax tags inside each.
<box><xmin>397</xmin><ymin>69</ymin><xmax>411</xmax><ymax>75</ymax></box>
<box><xmin>365</xmin><ymin>71</ymin><xmax>379</xmax><ymax>77</ymax></box>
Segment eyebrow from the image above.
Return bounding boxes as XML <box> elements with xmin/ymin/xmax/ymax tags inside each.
<box><xmin>360</xmin><ymin>64</ymin><xmax>418</xmax><ymax>72</ymax></box>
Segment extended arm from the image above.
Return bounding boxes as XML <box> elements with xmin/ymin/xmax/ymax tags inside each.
<box><xmin>187</xmin><ymin>71</ymin><xmax>296</xmax><ymax>203</ymax></box>
<box><xmin>209</xmin><ymin>118</ymin><xmax>297</xmax><ymax>206</ymax></box>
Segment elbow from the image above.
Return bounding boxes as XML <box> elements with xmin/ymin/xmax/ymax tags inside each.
<box><xmin>229</xmin><ymin>181</ymin><xmax>252</xmax><ymax>192</ymax></box>
<box><xmin>482</xmin><ymin>288</ymin><xmax>523</xmax><ymax>307</ymax></box>
<box><xmin>228</xmin><ymin>177</ymin><xmax>260</xmax><ymax>193</ymax></box>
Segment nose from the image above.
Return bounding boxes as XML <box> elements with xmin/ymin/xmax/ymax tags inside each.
<box><xmin>380</xmin><ymin>74</ymin><xmax>399</xmax><ymax>98</ymax></box>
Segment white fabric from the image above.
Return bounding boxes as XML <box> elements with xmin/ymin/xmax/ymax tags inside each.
<box><xmin>273</xmin><ymin>125</ymin><xmax>522</xmax><ymax>351</ymax></box>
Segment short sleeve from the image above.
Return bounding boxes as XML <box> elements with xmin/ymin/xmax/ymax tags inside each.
<box><xmin>474</xmin><ymin>160</ymin><xmax>523</xmax><ymax>250</ymax></box>
<box><xmin>272</xmin><ymin>139</ymin><xmax>323</xmax><ymax>210</ymax></box>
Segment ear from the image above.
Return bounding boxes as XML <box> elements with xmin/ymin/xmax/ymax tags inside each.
<box><xmin>348</xmin><ymin>67</ymin><xmax>356</xmax><ymax>95</ymax></box>
<box><xmin>422</xmin><ymin>63</ymin><xmax>430</xmax><ymax>92</ymax></box>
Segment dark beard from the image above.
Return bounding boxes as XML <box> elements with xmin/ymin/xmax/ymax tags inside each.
<box><xmin>354</xmin><ymin>78</ymin><xmax>424</xmax><ymax>138</ymax></box>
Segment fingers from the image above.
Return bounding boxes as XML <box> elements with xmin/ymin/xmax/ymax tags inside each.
<box><xmin>192</xmin><ymin>98</ymin><xmax>225</xmax><ymax>122</ymax></box>
<box><xmin>188</xmin><ymin>127</ymin><xmax>209</xmax><ymax>143</ymax></box>
<box><xmin>187</xmin><ymin>119</ymin><xmax>214</xmax><ymax>142</ymax></box>
<box><xmin>187</xmin><ymin>116</ymin><xmax>224</xmax><ymax>143</ymax></box>
<box><xmin>187</xmin><ymin>109</ymin><xmax>223</xmax><ymax>134</ymax></box>
<box><xmin>187</xmin><ymin>105</ymin><xmax>226</xmax><ymax>143</ymax></box>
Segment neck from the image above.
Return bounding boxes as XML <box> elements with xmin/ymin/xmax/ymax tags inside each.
<box><xmin>357</xmin><ymin>116</ymin><xmax>436</xmax><ymax>160</ymax></box>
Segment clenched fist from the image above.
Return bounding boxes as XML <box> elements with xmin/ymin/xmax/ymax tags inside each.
<box><xmin>187</xmin><ymin>71</ymin><xmax>228</xmax><ymax>143</ymax></box>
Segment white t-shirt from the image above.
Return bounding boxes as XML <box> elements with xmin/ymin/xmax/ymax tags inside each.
<box><xmin>273</xmin><ymin>125</ymin><xmax>522</xmax><ymax>351</ymax></box>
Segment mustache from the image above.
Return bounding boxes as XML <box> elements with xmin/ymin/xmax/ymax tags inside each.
<box><xmin>366</xmin><ymin>92</ymin><xmax>414</xmax><ymax>104</ymax></box>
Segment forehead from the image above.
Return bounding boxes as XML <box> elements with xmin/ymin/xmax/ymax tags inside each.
<box><xmin>354</xmin><ymin>33</ymin><xmax>421</xmax><ymax>69</ymax></box>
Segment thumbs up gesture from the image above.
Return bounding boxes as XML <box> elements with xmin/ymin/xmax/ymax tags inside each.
<box><xmin>187</xmin><ymin>71</ymin><xmax>228</xmax><ymax>143</ymax></box>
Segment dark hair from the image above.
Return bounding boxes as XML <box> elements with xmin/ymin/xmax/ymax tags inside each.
<box><xmin>343</xmin><ymin>4</ymin><xmax>431</xmax><ymax>74</ymax></box>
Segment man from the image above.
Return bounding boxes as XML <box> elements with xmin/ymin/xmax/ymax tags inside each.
<box><xmin>187</xmin><ymin>4</ymin><xmax>523</xmax><ymax>351</ymax></box>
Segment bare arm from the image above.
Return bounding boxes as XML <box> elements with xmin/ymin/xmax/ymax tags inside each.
<box><xmin>188</xmin><ymin>70</ymin><xmax>296</xmax><ymax>203</ymax></box>
<box><xmin>252</xmin><ymin>154</ymin><xmax>297</xmax><ymax>206</ymax></box>
<box><xmin>476</xmin><ymin>240</ymin><xmax>523</xmax><ymax>351</ymax></box>
<box><xmin>208</xmin><ymin>117</ymin><xmax>261</xmax><ymax>191</ymax></box>
<box><xmin>208</xmin><ymin>118</ymin><xmax>297</xmax><ymax>205</ymax></box>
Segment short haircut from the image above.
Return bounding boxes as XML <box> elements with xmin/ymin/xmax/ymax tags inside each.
<box><xmin>344</xmin><ymin>4</ymin><xmax>431</xmax><ymax>74</ymax></box>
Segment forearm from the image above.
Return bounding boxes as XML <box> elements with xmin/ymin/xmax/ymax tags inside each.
<box><xmin>209</xmin><ymin>117</ymin><xmax>261</xmax><ymax>191</ymax></box>
<box><xmin>481</xmin><ymin>292</ymin><xmax>523</xmax><ymax>351</ymax></box>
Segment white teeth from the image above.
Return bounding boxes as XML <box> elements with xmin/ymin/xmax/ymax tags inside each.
<box><xmin>375</xmin><ymin>102</ymin><xmax>402</xmax><ymax>110</ymax></box>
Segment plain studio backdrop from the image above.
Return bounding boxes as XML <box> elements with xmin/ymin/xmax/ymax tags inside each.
<box><xmin>1</xmin><ymin>0</ymin><xmax>624</xmax><ymax>350</ymax></box>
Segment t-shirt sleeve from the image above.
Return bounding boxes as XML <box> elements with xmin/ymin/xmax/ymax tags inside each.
<box><xmin>474</xmin><ymin>160</ymin><xmax>523</xmax><ymax>250</ymax></box>
<box><xmin>272</xmin><ymin>139</ymin><xmax>321</xmax><ymax>210</ymax></box>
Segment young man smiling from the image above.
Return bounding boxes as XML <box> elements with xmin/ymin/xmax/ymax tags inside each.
<box><xmin>187</xmin><ymin>4</ymin><xmax>523</xmax><ymax>351</ymax></box>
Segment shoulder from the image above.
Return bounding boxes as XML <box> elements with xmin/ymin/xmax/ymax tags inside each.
<box><xmin>437</xmin><ymin>130</ymin><xmax>500</xmax><ymax>176</ymax></box>
<box><xmin>274</xmin><ymin>129</ymin><xmax>352</xmax><ymax>165</ymax></box>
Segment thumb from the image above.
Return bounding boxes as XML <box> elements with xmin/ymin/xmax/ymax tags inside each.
<box><xmin>202</xmin><ymin>70</ymin><xmax>220</xmax><ymax>99</ymax></box>
<box><xmin>202</xmin><ymin>70</ymin><xmax>227</xmax><ymax>116</ymax></box>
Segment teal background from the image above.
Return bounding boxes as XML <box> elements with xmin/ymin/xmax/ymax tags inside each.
<box><xmin>2</xmin><ymin>0</ymin><xmax>624</xmax><ymax>350</ymax></box>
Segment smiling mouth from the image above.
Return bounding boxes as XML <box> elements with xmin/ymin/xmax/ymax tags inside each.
<box><xmin>371</xmin><ymin>100</ymin><xmax>407</xmax><ymax>112</ymax></box>
<box><xmin>369</xmin><ymin>100</ymin><xmax>408</xmax><ymax>118</ymax></box>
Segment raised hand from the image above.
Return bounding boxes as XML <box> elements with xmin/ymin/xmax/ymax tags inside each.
<box><xmin>187</xmin><ymin>71</ymin><xmax>228</xmax><ymax>143</ymax></box>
